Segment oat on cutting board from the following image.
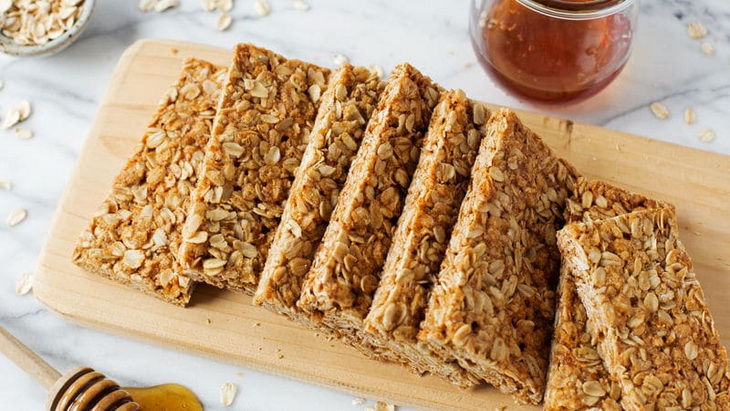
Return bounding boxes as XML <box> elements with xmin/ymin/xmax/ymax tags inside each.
<box><xmin>297</xmin><ymin>63</ymin><xmax>442</xmax><ymax>360</ymax></box>
<box><xmin>362</xmin><ymin>90</ymin><xmax>486</xmax><ymax>388</ymax></box>
<box><xmin>419</xmin><ymin>108</ymin><xmax>580</xmax><ymax>404</ymax></box>
<box><xmin>253</xmin><ymin>64</ymin><xmax>385</xmax><ymax>323</ymax></box>
<box><xmin>546</xmin><ymin>180</ymin><xmax>672</xmax><ymax>410</ymax></box>
<box><xmin>178</xmin><ymin>44</ymin><xmax>330</xmax><ymax>293</ymax></box>
<box><xmin>73</xmin><ymin>58</ymin><xmax>226</xmax><ymax>306</ymax></box>
<box><xmin>557</xmin><ymin>208</ymin><xmax>730</xmax><ymax>409</ymax></box>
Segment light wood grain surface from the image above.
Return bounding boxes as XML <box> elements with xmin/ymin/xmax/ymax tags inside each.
<box><xmin>33</xmin><ymin>39</ymin><xmax>730</xmax><ymax>411</ymax></box>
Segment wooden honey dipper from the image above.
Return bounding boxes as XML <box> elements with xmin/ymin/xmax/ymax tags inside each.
<box><xmin>0</xmin><ymin>325</ymin><xmax>140</xmax><ymax>410</ymax></box>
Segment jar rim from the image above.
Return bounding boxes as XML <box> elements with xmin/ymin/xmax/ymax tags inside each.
<box><xmin>515</xmin><ymin>0</ymin><xmax>636</xmax><ymax>20</ymax></box>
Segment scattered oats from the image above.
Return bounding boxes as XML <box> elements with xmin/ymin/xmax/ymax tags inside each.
<box><xmin>219</xmin><ymin>382</ymin><xmax>237</xmax><ymax>406</ymax></box>
<box><xmin>206</xmin><ymin>318</ymin><xmax>211</xmax><ymax>324</ymax></box>
<box><xmin>17</xmin><ymin>100</ymin><xmax>31</xmax><ymax>121</ymax></box>
<box><xmin>170</xmin><ymin>47</ymin><xmax>179</xmax><ymax>55</ymax></box>
<box><xmin>253</xmin><ymin>0</ymin><xmax>271</xmax><ymax>16</ymax></box>
<box><xmin>253</xmin><ymin>321</ymin><xmax>261</xmax><ymax>326</ymax></box>
<box><xmin>154</xmin><ymin>0</ymin><xmax>179</xmax><ymax>12</ymax></box>
<box><xmin>216</xmin><ymin>13</ymin><xmax>232</xmax><ymax>31</ymax></box>
<box><xmin>276</xmin><ymin>353</ymin><xmax>284</xmax><ymax>359</ymax></box>
<box><xmin>649</xmin><ymin>102</ymin><xmax>669</xmax><ymax>120</ymax></box>
<box><xmin>0</xmin><ymin>179</ymin><xmax>11</xmax><ymax>189</ymax></box>
<box><xmin>15</xmin><ymin>272</ymin><xmax>33</xmax><ymax>295</ymax></box>
<box><xmin>332</xmin><ymin>53</ymin><xmax>350</xmax><ymax>66</ymax></box>
<box><xmin>697</xmin><ymin>128</ymin><xmax>715</xmax><ymax>143</ymax></box>
<box><xmin>14</xmin><ymin>127</ymin><xmax>33</xmax><ymax>139</ymax></box>
<box><xmin>701</xmin><ymin>41</ymin><xmax>715</xmax><ymax>56</ymax></box>
<box><xmin>684</xmin><ymin>108</ymin><xmax>696</xmax><ymax>125</ymax></box>
<box><xmin>352</xmin><ymin>398</ymin><xmax>366</xmax><ymax>405</ymax></box>
<box><xmin>292</xmin><ymin>0</ymin><xmax>310</xmax><ymax>11</ymax></box>
<box><xmin>138</xmin><ymin>0</ymin><xmax>157</xmax><ymax>12</ymax></box>
<box><xmin>368</xmin><ymin>65</ymin><xmax>384</xmax><ymax>79</ymax></box>
<box><xmin>375</xmin><ymin>402</ymin><xmax>395</xmax><ymax>411</ymax></box>
<box><xmin>200</xmin><ymin>0</ymin><xmax>216</xmax><ymax>11</ymax></box>
<box><xmin>2</xmin><ymin>108</ymin><xmax>20</xmax><ymax>129</ymax></box>
<box><xmin>687</xmin><ymin>22</ymin><xmax>708</xmax><ymax>39</ymax></box>
<box><xmin>216</xmin><ymin>0</ymin><xmax>233</xmax><ymax>12</ymax></box>
<box><xmin>6</xmin><ymin>207</ymin><xmax>27</xmax><ymax>226</ymax></box>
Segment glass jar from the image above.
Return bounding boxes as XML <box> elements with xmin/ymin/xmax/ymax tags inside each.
<box><xmin>470</xmin><ymin>0</ymin><xmax>639</xmax><ymax>104</ymax></box>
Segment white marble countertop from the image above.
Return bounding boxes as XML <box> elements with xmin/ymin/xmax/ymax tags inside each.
<box><xmin>0</xmin><ymin>1</ymin><xmax>728</xmax><ymax>410</ymax></box>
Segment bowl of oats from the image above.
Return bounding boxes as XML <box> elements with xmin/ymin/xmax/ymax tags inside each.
<box><xmin>0</xmin><ymin>0</ymin><xmax>95</xmax><ymax>57</ymax></box>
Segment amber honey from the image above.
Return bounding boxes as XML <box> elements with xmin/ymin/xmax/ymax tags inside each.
<box><xmin>125</xmin><ymin>384</ymin><xmax>203</xmax><ymax>411</ymax></box>
<box><xmin>471</xmin><ymin>0</ymin><xmax>636</xmax><ymax>103</ymax></box>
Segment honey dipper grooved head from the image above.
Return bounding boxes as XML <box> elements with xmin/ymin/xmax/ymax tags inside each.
<box><xmin>46</xmin><ymin>366</ymin><xmax>140</xmax><ymax>411</ymax></box>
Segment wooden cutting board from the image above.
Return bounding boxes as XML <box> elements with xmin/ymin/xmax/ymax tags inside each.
<box><xmin>34</xmin><ymin>39</ymin><xmax>730</xmax><ymax>411</ymax></box>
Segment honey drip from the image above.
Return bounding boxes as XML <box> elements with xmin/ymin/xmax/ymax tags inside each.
<box><xmin>124</xmin><ymin>384</ymin><xmax>203</xmax><ymax>411</ymax></box>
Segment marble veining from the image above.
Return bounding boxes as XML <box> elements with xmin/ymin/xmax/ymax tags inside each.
<box><xmin>0</xmin><ymin>1</ymin><xmax>728</xmax><ymax>410</ymax></box>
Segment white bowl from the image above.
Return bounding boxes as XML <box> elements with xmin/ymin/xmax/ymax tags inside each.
<box><xmin>0</xmin><ymin>0</ymin><xmax>96</xmax><ymax>57</ymax></box>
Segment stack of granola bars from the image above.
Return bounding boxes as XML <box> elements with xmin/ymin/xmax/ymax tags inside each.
<box><xmin>73</xmin><ymin>44</ymin><xmax>729</xmax><ymax>407</ymax></box>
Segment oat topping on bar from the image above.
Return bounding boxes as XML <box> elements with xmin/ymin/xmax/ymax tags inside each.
<box><xmin>363</xmin><ymin>90</ymin><xmax>486</xmax><ymax>388</ymax></box>
<box><xmin>419</xmin><ymin>108</ymin><xmax>580</xmax><ymax>404</ymax></box>
<box><xmin>254</xmin><ymin>64</ymin><xmax>384</xmax><ymax>321</ymax></box>
<box><xmin>178</xmin><ymin>44</ymin><xmax>329</xmax><ymax>293</ymax></box>
<box><xmin>558</xmin><ymin>208</ymin><xmax>730</xmax><ymax>410</ymax></box>
<box><xmin>73</xmin><ymin>58</ymin><xmax>226</xmax><ymax>306</ymax></box>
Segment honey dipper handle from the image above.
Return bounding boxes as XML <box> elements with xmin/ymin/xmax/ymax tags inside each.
<box><xmin>0</xmin><ymin>325</ymin><xmax>61</xmax><ymax>390</ymax></box>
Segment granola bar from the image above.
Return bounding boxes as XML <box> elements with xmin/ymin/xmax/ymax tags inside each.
<box><xmin>253</xmin><ymin>65</ymin><xmax>384</xmax><ymax>322</ymax></box>
<box><xmin>362</xmin><ymin>90</ymin><xmax>486</xmax><ymax>388</ymax></box>
<box><xmin>546</xmin><ymin>180</ymin><xmax>672</xmax><ymax>410</ymax></box>
<box><xmin>73</xmin><ymin>59</ymin><xmax>226</xmax><ymax>306</ymax></box>
<box><xmin>297</xmin><ymin>63</ymin><xmax>443</xmax><ymax>358</ymax></box>
<box><xmin>178</xmin><ymin>44</ymin><xmax>330</xmax><ymax>293</ymax></box>
<box><xmin>419</xmin><ymin>108</ymin><xmax>580</xmax><ymax>404</ymax></box>
<box><xmin>557</xmin><ymin>208</ymin><xmax>730</xmax><ymax>410</ymax></box>
<box><xmin>544</xmin><ymin>268</ymin><xmax>623</xmax><ymax>410</ymax></box>
<box><xmin>565</xmin><ymin>178</ymin><xmax>671</xmax><ymax>223</ymax></box>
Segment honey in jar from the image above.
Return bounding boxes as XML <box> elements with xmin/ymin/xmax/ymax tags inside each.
<box><xmin>470</xmin><ymin>0</ymin><xmax>639</xmax><ymax>104</ymax></box>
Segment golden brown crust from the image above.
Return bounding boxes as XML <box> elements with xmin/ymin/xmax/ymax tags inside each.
<box><xmin>565</xmin><ymin>178</ymin><xmax>673</xmax><ymax>223</ymax></box>
<box><xmin>73</xmin><ymin>58</ymin><xmax>226</xmax><ymax>306</ymax></box>
<box><xmin>363</xmin><ymin>90</ymin><xmax>486</xmax><ymax>387</ymax></box>
<box><xmin>419</xmin><ymin>108</ymin><xmax>580</xmax><ymax>404</ymax></box>
<box><xmin>178</xmin><ymin>44</ymin><xmax>330</xmax><ymax>293</ymax></box>
<box><xmin>296</xmin><ymin>63</ymin><xmax>443</xmax><ymax>360</ymax></box>
<box><xmin>253</xmin><ymin>65</ymin><xmax>384</xmax><ymax>322</ymax></box>
<box><xmin>544</xmin><ymin>267</ymin><xmax>623</xmax><ymax>410</ymax></box>
<box><xmin>558</xmin><ymin>208</ymin><xmax>730</xmax><ymax>410</ymax></box>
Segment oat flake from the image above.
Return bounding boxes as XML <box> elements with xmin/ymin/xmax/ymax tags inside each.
<box><xmin>15</xmin><ymin>272</ymin><xmax>33</xmax><ymax>295</ymax></box>
<box><xmin>6</xmin><ymin>207</ymin><xmax>27</xmax><ymax>226</ymax></box>
<box><xmin>219</xmin><ymin>382</ymin><xmax>237</xmax><ymax>406</ymax></box>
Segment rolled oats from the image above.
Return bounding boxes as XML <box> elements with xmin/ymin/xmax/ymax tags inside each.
<box><xmin>73</xmin><ymin>59</ymin><xmax>226</xmax><ymax>306</ymax></box>
<box><xmin>254</xmin><ymin>64</ymin><xmax>384</xmax><ymax>324</ymax></box>
<box><xmin>419</xmin><ymin>108</ymin><xmax>580</xmax><ymax>405</ymax></box>
<box><xmin>6</xmin><ymin>207</ymin><xmax>26</xmax><ymax>226</ymax></box>
<box><xmin>219</xmin><ymin>382</ymin><xmax>237</xmax><ymax>406</ymax></box>
<box><xmin>684</xmin><ymin>107</ymin><xmax>696</xmax><ymax>125</ymax></box>
<box><xmin>1</xmin><ymin>0</ymin><xmax>84</xmax><ymax>46</ymax></box>
<box><xmin>292</xmin><ymin>0</ymin><xmax>310</xmax><ymax>11</ymax></box>
<box><xmin>15</xmin><ymin>272</ymin><xmax>33</xmax><ymax>295</ymax></box>
<box><xmin>178</xmin><ymin>44</ymin><xmax>329</xmax><ymax>293</ymax></box>
<box><xmin>557</xmin><ymin>208</ymin><xmax>730</xmax><ymax>409</ymax></box>
<box><xmin>698</xmin><ymin>128</ymin><xmax>715</xmax><ymax>143</ymax></box>
<box><xmin>363</xmin><ymin>90</ymin><xmax>485</xmax><ymax>388</ymax></box>
<box><xmin>216</xmin><ymin>12</ymin><xmax>232</xmax><ymax>31</ymax></box>
<box><xmin>297</xmin><ymin>63</ymin><xmax>442</xmax><ymax>360</ymax></box>
<box><xmin>688</xmin><ymin>22</ymin><xmax>708</xmax><ymax>39</ymax></box>
<box><xmin>253</xmin><ymin>0</ymin><xmax>270</xmax><ymax>16</ymax></box>
<box><xmin>649</xmin><ymin>102</ymin><xmax>669</xmax><ymax>120</ymax></box>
